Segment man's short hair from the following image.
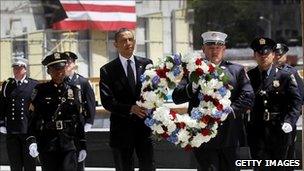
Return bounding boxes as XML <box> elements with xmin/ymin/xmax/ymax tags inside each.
<box><xmin>114</xmin><ymin>28</ymin><xmax>133</xmax><ymax>42</ymax></box>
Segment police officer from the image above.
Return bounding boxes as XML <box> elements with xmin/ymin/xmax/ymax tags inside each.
<box><xmin>172</xmin><ymin>31</ymin><xmax>254</xmax><ymax>171</ymax></box>
<box><xmin>64</xmin><ymin>51</ymin><xmax>96</xmax><ymax>171</ymax></box>
<box><xmin>0</xmin><ymin>57</ymin><xmax>38</xmax><ymax>171</ymax></box>
<box><xmin>247</xmin><ymin>37</ymin><xmax>302</xmax><ymax>171</ymax></box>
<box><xmin>274</xmin><ymin>43</ymin><xmax>304</xmax><ymax>169</ymax></box>
<box><xmin>26</xmin><ymin>52</ymin><xmax>87</xmax><ymax>171</ymax></box>
<box><xmin>274</xmin><ymin>43</ymin><xmax>304</xmax><ymax>102</ymax></box>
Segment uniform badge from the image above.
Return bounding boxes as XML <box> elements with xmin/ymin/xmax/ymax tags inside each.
<box><xmin>273</xmin><ymin>80</ymin><xmax>280</xmax><ymax>87</ymax></box>
<box><xmin>259</xmin><ymin>38</ymin><xmax>265</xmax><ymax>45</ymax></box>
<box><xmin>24</xmin><ymin>79</ymin><xmax>28</xmax><ymax>84</ymax></box>
<box><xmin>67</xmin><ymin>88</ymin><xmax>74</xmax><ymax>99</ymax></box>
<box><xmin>54</xmin><ymin>52</ymin><xmax>60</xmax><ymax>59</ymax></box>
<box><xmin>211</xmin><ymin>33</ymin><xmax>217</xmax><ymax>37</ymax></box>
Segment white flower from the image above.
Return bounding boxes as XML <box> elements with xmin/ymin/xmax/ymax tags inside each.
<box><xmin>191</xmin><ymin>134</ymin><xmax>204</xmax><ymax>147</ymax></box>
<box><xmin>165</xmin><ymin>62</ymin><xmax>174</xmax><ymax>70</ymax></box>
<box><xmin>166</xmin><ymin>72</ymin><xmax>175</xmax><ymax>82</ymax></box>
<box><xmin>153</xmin><ymin>125</ymin><xmax>165</xmax><ymax>134</ymax></box>
<box><xmin>177</xmin><ymin>128</ymin><xmax>190</xmax><ymax>143</ymax></box>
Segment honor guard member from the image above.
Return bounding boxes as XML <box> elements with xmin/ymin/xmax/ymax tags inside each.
<box><xmin>172</xmin><ymin>31</ymin><xmax>254</xmax><ymax>171</ymax></box>
<box><xmin>0</xmin><ymin>57</ymin><xmax>38</xmax><ymax>171</ymax></box>
<box><xmin>26</xmin><ymin>52</ymin><xmax>87</xmax><ymax>171</ymax></box>
<box><xmin>64</xmin><ymin>51</ymin><xmax>96</xmax><ymax>171</ymax></box>
<box><xmin>247</xmin><ymin>38</ymin><xmax>302</xmax><ymax>170</ymax></box>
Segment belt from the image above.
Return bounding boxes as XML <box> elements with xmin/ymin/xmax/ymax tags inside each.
<box><xmin>44</xmin><ymin>120</ymin><xmax>74</xmax><ymax>130</ymax></box>
<box><xmin>263</xmin><ymin>112</ymin><xmax>280</xmax><ymax>121</ymax></box>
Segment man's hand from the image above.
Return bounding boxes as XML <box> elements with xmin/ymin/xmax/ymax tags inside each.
<box><xmin>84</xmin><ymin>123</ymin><xmax>92</xmax><ymax>132</ymax></box>
<box><xmin>29</xmin><ymin>143</ymin><xmax>39</xmax><ymax>158</ymax></box>
<box><xmin>281</xmin><ymin>122</ymin><xmax>292</xmax><ymax>133</ymax></box>
<box><xmin>130</xmin><ymin>105</ymin><xmax>147</xmax><ymax>118</ymax></box>
<box><xmin>78</xmin><ymin>150</ymin><xmax>87</xmax><ymax>162</ymax></box>
<box><xmin>0</xmin><ymin>126</ymin><xmax>7</xmax><ymax>134</ymax></box>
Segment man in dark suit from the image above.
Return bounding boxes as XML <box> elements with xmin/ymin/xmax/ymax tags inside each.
<box><xmin>172</xmin><ymin>31</ymin><xmax>254</xmax><ymax>171</ymax></box>
<box><xmin>0</xmin><ymin>57</ymin><xmax>38</xmax><ymax>171</ymax></box>
<box><xmin>99</xmin><ymin>28</ymin><xmax>155</xmax><ymax>171</ymax></box>
<box><xmin>247</xmin><ymin>38</ymin><xmax>302</xmax><ymax>171</ymax></box>
<box><xmin>64</xmin><ymin>51</ymin><xmax>96</xmax><ymax>171</ymax></box>
<box><xmin>26</xmin><ymin>52</ymin><xmax>87</xmax><ymax>171</ymax></box>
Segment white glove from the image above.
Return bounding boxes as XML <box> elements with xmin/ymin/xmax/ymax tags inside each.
<box><xmin>29</xmin><ymin>143</ymin><xmax>39</xmax><ymax>158</ymax></box>
<box><xmin>78</xmin><ymin>150</ymin><xmax>87</xmax><ymax>162</ymax></box>
<box><xmin>192</xmin><ymin>82</ymin><xmax>199</xmax><ymax>92</ymax></box>
<box><xmin>84</xmin><ymin>123</ymin><xmax>92</xmax><ymax>132</ymax></box>
<box><xmin>0</xmin><ymin>126</ymin><xmax>7</xmax><ymax>134</ymax></box>
<box><xmin>281</xmin><ymin>122</ymin><xmax>293</xmax><ymax>133</ymax></box>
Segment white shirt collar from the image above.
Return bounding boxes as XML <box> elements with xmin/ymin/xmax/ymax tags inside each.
<box><xmin>119</xmin><ymin>54</ymin><xmax>135</xmax><ymax>64</ymax></box>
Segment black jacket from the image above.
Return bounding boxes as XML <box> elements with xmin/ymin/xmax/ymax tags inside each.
<box><xmin>0</xmin><ymin>77</ymin><xmax>38</xmax><ymax>134</ymax></box>
<box><xmin>27</xmin><ymin>81</ymin><xmax>86</xmax><ymax>152</ymax></box>
<box><xmin>66</xmin><ymin>73</ymin><xmax>96</xmax><ymax>125</ymax></box>
<box><xmin>247</xmin><ymin>66</ymin><xmax>302</xmax><ymax>146</ymax></box>
<box><xmin>99</xmin><ymin>56</ymin><xmax>152</xmax><ymax>148</ymax></box>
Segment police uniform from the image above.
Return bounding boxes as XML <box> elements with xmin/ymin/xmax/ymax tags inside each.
<box><xmin>247</xmin><ymin>38</ymin><xmax>302</xmax><ymax>170</ymax></box>
<box><xmin>0</xmin><ymin>57</ymin><xmax>38</xmax><ymax>171</ymax></box>
<box><xmin>64</xmin><ymin>51</ymin><xmax>96</xmax><ymax>126</ymax></box>
<box><xmin>26</xmin><ymin>53</ymin><xmax>86</xmax><ymax>171</ymax></box>
<box><xmin>172</xmin><ymin>31</ymin><xmax>254</xmax><ymax>171</ymax></box>
<box><xmin>275</xmin><ymin>43</ymin><xmax>304</xmax><ymax>169</ymax></box>
<box><xmin>64</xmin><ymin>51</ymin><xmax>96</xmax><ymax>171</ymax></box>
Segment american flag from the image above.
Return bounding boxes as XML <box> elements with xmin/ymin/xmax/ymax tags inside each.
<box><xmin>52</xmin><ymin>0</ymin><xmax>136</xmax><ymax>31</ymax></box>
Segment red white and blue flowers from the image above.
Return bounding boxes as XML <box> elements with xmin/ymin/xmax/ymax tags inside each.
<box><xmin>137</xmin><ymin>53</ymin><xmax>232</xmax><ymax>149</ymax></box>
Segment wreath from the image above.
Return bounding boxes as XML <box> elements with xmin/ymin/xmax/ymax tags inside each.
<box><xmin>137</xmin><ymin>53</ymin><xmax>232</xmax><ymax>149</ymax></box>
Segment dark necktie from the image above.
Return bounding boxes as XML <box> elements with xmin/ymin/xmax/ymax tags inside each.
<box><xmin>127</xmin><ymin>60</ymin><xmax>136</xmax><ymax>93</ymax></box>
<box><xmin>261</xmin><ymin>71</ymin><xmax>268</xmax><ymax>80</ymax></box>
<box><xmin>17</xmin><ymin>81</ymin><xmax>22</xmax><ymax>86</ymax></box>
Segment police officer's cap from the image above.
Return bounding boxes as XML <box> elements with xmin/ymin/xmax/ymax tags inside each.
<box><xmin>42</xmin><ymin>52</ymin><xmax>67</xmax><ymax>68</ymax></box>
<box><xmin>12</xmin><ymin>57</ymin><xmax>28</xmax><ymax>68</ymax></box>
<box><xmin>64</xmin><ymin>51</ymin><xmax>78</xmax><ymax>61</ymax></box>
<box><xmin>201</xmin><ymin>31</ymin><xmax>227</xmax><ymax>45</ymax></box>
<box><xmin>275</xmin><ymin>43</ymin><xmax>289</xmax><ymax>56</ymax></box>
<box><xmin>250</xmin><ymin>37</ymin><xmax>276</xmax><ymax>55</ymax></box>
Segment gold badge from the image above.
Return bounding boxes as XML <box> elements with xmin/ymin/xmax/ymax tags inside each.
<box><xmin>54</xmin><ymin>53</ymin><xmax>60</xmax><ymax>59</ymax></box>
<box><xmin>259</xmin><ymin>38</ymin><xmax>266</xmax><ymax>45</ymax></box>
<box><xmin>273</xmin><ymin>80</ymin><xmax>280</xmax><ymax>87</ymax></box>
<box><xmin>67</xmin><ymin>88</ymin><xmax>74</xmax><ymax>99</ymax></box>
<box><xmin>65</xmin><ymin>52</ymin><xmax>70</xmax><ymax>57</ymax></box>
